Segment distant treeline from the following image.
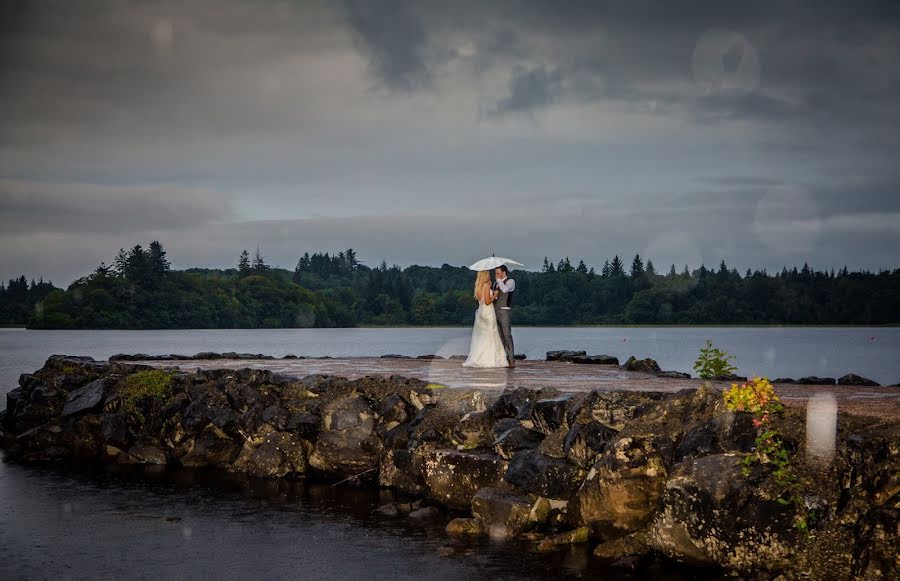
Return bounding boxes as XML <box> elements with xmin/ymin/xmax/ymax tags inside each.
<box><xmin>1</xmin><ymin>242</ymin><xmax>898</xmax><ymax>329</ymax></box>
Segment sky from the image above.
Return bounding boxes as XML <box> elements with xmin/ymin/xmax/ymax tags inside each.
<box><xmin>2</xmin><ymin>0</ymin><xmax>899</xmax><ymax>285</ymax></box>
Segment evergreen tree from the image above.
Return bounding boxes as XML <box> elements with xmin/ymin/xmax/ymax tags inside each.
<box><xmin>542</xmin><ymin>257</ymin><xmax>552</xmax><ymax>273</ymax></box>
<box><xmin>630</xmin><ymin>254</ymin><xmax>644</xmax><ymax>278</ymax></box>
<box><xmin>576</xmin><ymin>260</ymin><xmax>588</xmax><ymax>274</ymax></box>
<box><xmin>669</xmin><ymin>264</ymin><xmax>677</xmax><ymax>277</ymax></box>
<box><xmin>148</xmin><ymin>241</ymin><xmax>170</xmax><ymax>277</ymax></box>
<box><xmin>238</xmin><ymin>250</ymin><xmax>251</xmax><ymax>274</ymax></box>
<box><xmin>646</xmin><ymin>260</ymin><xmax>655</xmax><ymax>277</ymax></box>
<box><xmin>601</xmin><ymin>259</ymin><xmax>611</xmax><ymax>277</ymax></box>
<box><xmin>610</xmin><ymin>255</ymin><xmax>625</xmax><ymax>276</ymax></box>
<box><xmin>252</xmin><ymin>246</ymin><xmax>269</xmax><ymax>272</ymax></box>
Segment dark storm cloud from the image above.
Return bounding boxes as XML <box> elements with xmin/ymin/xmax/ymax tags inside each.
<box><xmin>343</xmin><ymin>0</ymin><xmax>429</xmax><ymax>90</ymax></box>
<box><xmin>488</xmin><ymin>65</ymin><xmax>564</xmax><ymax>116</ymax></box>
<box><xmin>1</xmin><ymin>0</ymin><xmax>899</xmax><ymax>284</ymax></box>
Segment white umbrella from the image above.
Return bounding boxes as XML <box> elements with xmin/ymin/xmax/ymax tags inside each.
<box><xmin>467</xmin><ymin>255</ymin><xmax>525</xmax><ymax>271</ymax></box>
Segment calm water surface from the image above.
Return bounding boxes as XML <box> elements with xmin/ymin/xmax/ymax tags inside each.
<box><xmin>2</xmin><ymin>327</ymin><xmax>898</xmax><ymax>398</ymax></box>
<box><xmin>0</xmin><ymin>453</ymin><xmax>716</xmax><ymax>580</ymax></box>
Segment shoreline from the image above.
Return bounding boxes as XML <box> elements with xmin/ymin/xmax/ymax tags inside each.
<box><xmin>12</xmin><ymin>323</ymin><xmax>900</xmax><ymax>330</ymax></box>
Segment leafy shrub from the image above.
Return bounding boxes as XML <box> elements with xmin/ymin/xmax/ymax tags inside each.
<box><xmin>724</xmin><ymin>377</ymin><xmax>810</xmax><ymax>534</ymax></box>
<box><xmin>693</xmin><ymin>339</ymin><xmax>737</xmax><ymax>379</ymax></box>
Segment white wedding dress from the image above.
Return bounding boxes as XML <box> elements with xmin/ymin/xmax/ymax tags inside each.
<box><xmin>463</xmin><ymin>294</ymin><xmax>509</xmax><ymax>368</ymax></box>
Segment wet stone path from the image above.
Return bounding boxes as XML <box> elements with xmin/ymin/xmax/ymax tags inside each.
<box><xmin>131</xmin><ymin>357</ymin><xmax>900</xmax><ymax>420</ymax></box>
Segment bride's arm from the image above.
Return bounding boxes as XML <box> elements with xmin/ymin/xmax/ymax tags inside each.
<box><xmin>482</xmin><ymin>283</ymin><xmax>494</xmax><ymax>305</ymax></box>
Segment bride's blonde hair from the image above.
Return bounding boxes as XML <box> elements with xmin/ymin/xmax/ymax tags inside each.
<box><xmin>473</xmin><ymin>270</ymin><xmax>491</xmax><ymax>299</ymax></box>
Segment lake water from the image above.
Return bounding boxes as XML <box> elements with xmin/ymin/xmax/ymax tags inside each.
<box><xmin>2</xmin><ymin>327</ymin><xmax>898</xmax><ymax>399</ymax></box>
<box><xmin>2</xmin><ymin>326</ymin><xmax>897</xmax><ymax>579</ymax></box>
<box><xmin>0</xmin><ymin>454</ymin><xmax>720</xmax><ymax>580</ymax></box>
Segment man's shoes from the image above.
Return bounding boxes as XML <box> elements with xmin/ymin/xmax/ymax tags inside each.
<box><xmin>508</xmin><ymin>362</ymin><xmax>516</xmax><ymax>369</ymax></box>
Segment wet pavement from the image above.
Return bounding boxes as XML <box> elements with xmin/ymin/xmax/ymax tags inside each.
<box><xmin>132</xmin><ymin>357</ymin><xmax>900</xmax><ymax>420</ymax></box>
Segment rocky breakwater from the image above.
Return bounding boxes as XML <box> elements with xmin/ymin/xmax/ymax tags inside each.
<box><xmin>2</xmin><ymin>355</ymin><xmax>898</xmax><ymax>579</ymax></box>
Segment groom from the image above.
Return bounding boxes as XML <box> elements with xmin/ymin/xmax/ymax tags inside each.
<box><xmin>492</xmin><ymin>265</ymin><xmax>516</xmax><ymax>368</ymax></box>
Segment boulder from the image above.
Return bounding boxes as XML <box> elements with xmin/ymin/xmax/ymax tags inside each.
<box><xmin>657</xmin><ymin>371</ymin><xmax>691</xmax><ymax>379</ymax></box>
<box><xmin>535</xmin><ymin>527</ymin><xmax>589</xmax><ymax>552</ymax></box>
<box><xmin>715</xmin><ymin>373</ymin><xmax>747</xmax><ymax>382</ymax></box>
<box><xmin>774</xmin><ymin>377</ymin><xmax>795</xmax><ymax>384</ymax></box>
<box><xmin>123</xmin><ymin>443</ymin><xmax>167</xmax><ymax>465</ymax></box>
<box><xmin>309</xmin><ymin>393</ymin><xmax>381</xmax><ymax>477</ymax></box>
<box><xmin>471</xmin><ymin>487</ymin><xmax>532</xmax><ymax>537</ymax></box>
<box><xmin>446</xmin><ymin>517</ymin><xmax>485</xmax><ymax>536</ymax></box>
<box><xmin>851</xmin><ymin>507</ymin><xmax>899</xmax><ymax>579</ymax></box>
<box><xmin>523</xmin><ymin>394</ymin><xmax>573</xmax><ymax>434</ymax></box>
<box><xmin>563</xmin><ymin>421</ymin><xmax>618</xmax><ymax>468</ymax></box>
<box><xmin>451</xmin><ymin>411</ymin><xmax>496</xmax><ymax>449</ymax></box>
<box><xmin>493</xmin><ymin>425</ymin><xmax>545</xmax><ymax>459</ymax></box>
<box><xmin>231</xmin><ymin>431</ymin><xmax>309</xmax><ymax>478</ymax></box>
<box><xmin>488</xmin><ymin>387</ymin><xmax>545</xmax><ymax>419</ymax></box>
<box><xmin>796</xmin><ymin>376</ymin><xmax>837</xmax><ymax>385</ymax></box>
<box><xmin>621</xmin><ymin>356</ymin><xmax>662</xmax><ymax>374</ymax></box>
<box><xmin>100</xmin><ymin>411</ymin><xmax>133</xmax><ymax>449</ymax></box>
<box><xmin>423</xmin><ymin>449</ymin><xmax>508</xmax><ymax>509</ymax></box>
<box><xmin>649</xmin><ymin>453</ymin><xmax>794</xmax><ymax>573</ymax></box>
<box><xmin>566</xmin><ymin>390</ymin><xmax>666</xmax><ymax>431</ymax></box>
<box><xmin>569</xmin><ymin>436</ymin><xmax>667</xmax><ymax>539</ymax></box>
<box><xmin>837</xmin><ymin>374</ymin><xmax>880</xmax><ymax>387</ymax></box>
<box><xmin>546</xmin><ymin>350</ymin><xmax>586</xmax><ymax>362</ymax></box>
<box><xmin>571</xmin><ymin>355</ymin><xmax>619</xmax><ymax>365</ymax></box>
<box><xmin>408</xmin><ymin>506</ymin><xmax>441</xmax><ymax>519</ymax></box>
<box><xmin>504</xmin><ymin>449</ymin><xmax>582</xmax><ymax>499</ymax></box>
<box><xmin>379</xmin><ymin>448</ymin><xmax>428</xmax><ymax>496</ymax></box>
<box><xmin>180</xmin><ymin>425</ymin><xmax>241</xmax><ymax>467</ymax></box>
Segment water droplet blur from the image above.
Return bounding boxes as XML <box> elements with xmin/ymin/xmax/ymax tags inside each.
<box><xmin>692</xmin><ymin>28</ymin><xmax>761</xmax><ymax>94</ymax></box>
<box><xmin>806</xmin><ymin>393</ymin><xmax>837</xmax><ymax>463</ymax></box>
<box><xmin>752</xmin><ymin>185</ymin><xmax>822</xmax><ymax>256</ymax></box>
<box><xmin>151</xmin><ymin>20</ymin><xmax>174</xmax><ymax>51</ymax></box>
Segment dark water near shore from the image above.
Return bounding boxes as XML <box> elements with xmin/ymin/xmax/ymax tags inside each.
<box><xmin>0</xmin><ymin>452</ymin><xmax>720</xmax><ymax>581</ymax></box>
<box><xmin>2</xmin><ymin>327</ymin><xmax>899</xmax><ymax>399</ymax></box>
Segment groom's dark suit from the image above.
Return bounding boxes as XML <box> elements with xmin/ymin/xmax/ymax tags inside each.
<box><xmin>492</xmin><ymin>277</ymin><xmax>515</xmax><ymax>364</ymax></box>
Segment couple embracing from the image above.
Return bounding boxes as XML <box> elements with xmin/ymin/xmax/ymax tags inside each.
<box><xmin>463</xmin><ymin>265</ymin><xmax>516</xmax><ymax>369</ymax></box>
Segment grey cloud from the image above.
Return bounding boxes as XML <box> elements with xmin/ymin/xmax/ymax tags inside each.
<box><xmin>488</xmin><ymin>65</ymin><xmax>564</xmax><ymax>116</ymax></box>
<box><xmin>343</xmin><ymin>0</ymin><xmax>429</xmax><ymax>90</ymax></box>
<box><xmin>1</xmin><ymin>0</ymin><xmax>898</xmax><ymax>283</ymax></box>
<box><xmin>0</xmin><ymin>179</ymin><xmax>229</xmax><ymax>235</ymax></box>
<box><xmin>5</xmin><ymin>199</ymin><xmax>898</xmax><ymax>287</ymax></box>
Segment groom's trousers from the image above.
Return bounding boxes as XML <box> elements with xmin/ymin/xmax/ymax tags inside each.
<box><xmin>495</xmin><ymin>308</ymin><xmax>514</xmax><ymax>363</ymax></box>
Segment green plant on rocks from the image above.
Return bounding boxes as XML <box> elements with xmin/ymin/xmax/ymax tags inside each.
<box><xmin>119</xmin><ymin>370</ymin><xmax>175</xmax><ymax>407</ymax></box>
<box><xmin>723</xmin><ymin>376</ymin><xmax>812</xmax><ymax>536</ymax></box>
<box><xmin>693</xmin><ymin>339</ymin><xmax>737</xmax><ymax>380</ymax></box>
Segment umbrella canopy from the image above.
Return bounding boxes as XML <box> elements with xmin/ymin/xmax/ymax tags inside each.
<box><xmin>467</xmin><ymin>256</ymin><xmax>525</xmax><ymax>271</ymax></box>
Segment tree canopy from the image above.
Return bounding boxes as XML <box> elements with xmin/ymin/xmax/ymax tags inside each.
<box><xmin>2</xmin><ymin>243</ymin><xmax>898</xmax><ymax>329</ymax></box>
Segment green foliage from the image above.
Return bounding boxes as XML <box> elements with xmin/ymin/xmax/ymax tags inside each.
<box><xmin>693</xmin><ymin>340</ymin><xmax>737</xmax><ymax>379</ymax></box>
<box><xmin>120</xmin><ymin>370</ymin><xmax>174</xmax><ymax>404</ymax></box>
<box><xmin>724</xmin><ymin>377</ymin><xmax>811</xmax><ymax>536</ymax></box>
<box><xmin>3</xmin><ymin>245</ymin><xmax>900</xmax><ymax>328</ymax></box>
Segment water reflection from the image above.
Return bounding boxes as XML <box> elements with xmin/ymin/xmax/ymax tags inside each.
<box><xmin>1</xmin><ymin>454</ymin><xmax>722</xmax><ymax>580</ymax></box>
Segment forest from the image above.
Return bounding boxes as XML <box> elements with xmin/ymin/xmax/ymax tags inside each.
<box><xmin>1</xmin><ymin>242</ymin><xmax>898</xmax><ymax>329</ymax></box>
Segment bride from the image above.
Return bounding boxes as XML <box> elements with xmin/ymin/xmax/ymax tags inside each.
<box><xmin>463</xmin><ymin>270</ymin><xmax>509</xmax><ymax>368</ymax></box>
